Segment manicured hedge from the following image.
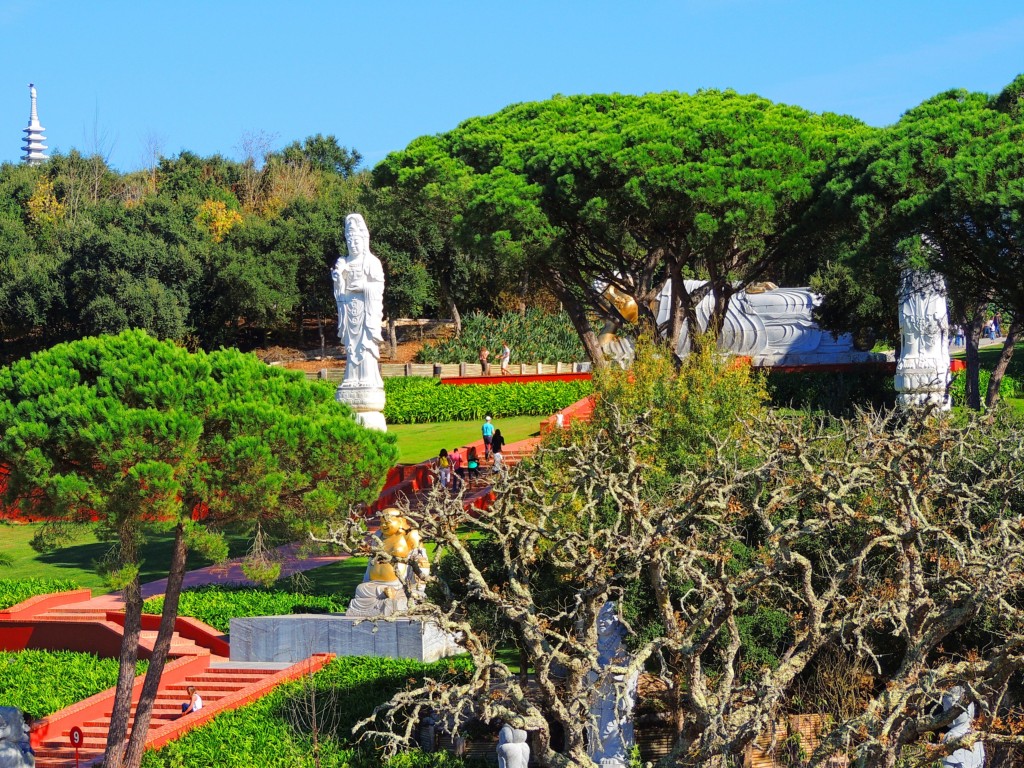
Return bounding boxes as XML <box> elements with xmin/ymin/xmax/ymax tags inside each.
<box><xmin>0</xmin><ymin>649</ymin><xmax>147</xmax><ymax>719</ymax></box>
<box><xmin>416</xmin><ymin>310</ymin><xmax>585</xmax><ymax>365</ymax></box>
<box><xmin>0</xmin><ymin>577</ymin><xmax>81</xmax><ymax>610</ymax></box>
<box><xmin>384</xmin><ymin>377</ymin><xmax>593</xmax><ymax>424</ymax></box>
<box><xmin>142</xmin><ymin>584</ymin><xmax>348</xmax><ymax>634</ymax></box>
<box><xmin>141</xmin><ymin>655</ymin><xmax>477</xmax><ymax>768</ymax></box>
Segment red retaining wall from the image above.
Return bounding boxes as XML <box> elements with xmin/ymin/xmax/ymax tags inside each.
<box><xmin>440</xmin><ymin>372</ymin><xmax>593</xmax><ymax>386</ymax></box>
<box><xmin>0</xmin><ymin>589</ymin><xmax>93</xmax><ymax>620</ymax></box>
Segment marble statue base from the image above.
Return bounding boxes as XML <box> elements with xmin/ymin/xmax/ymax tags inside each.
<box><xmin>230</xmin><ymin>614</ymin><xmax>460</xmax><ymax>663</ymax></box>
<box><xmin>336</xmin><ymin>382</ymin><xmax>387</xmax><ymax>432</ymax></box>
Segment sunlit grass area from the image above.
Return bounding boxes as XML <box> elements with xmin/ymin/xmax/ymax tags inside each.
<box><xmin>0</xmin><ymin>524</ymin><xmax>249</xmax><ymax>593</ymax></box>
<box><xmin>389</xmin><ymin>414</ymin><xmax>542</xmax><ymax>463</ymax></box>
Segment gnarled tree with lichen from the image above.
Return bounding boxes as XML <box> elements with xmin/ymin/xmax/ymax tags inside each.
<box><xmin>323</xmin><ymin>347</ymin><xmax>1024</xmax><ymax>767</ymax></box>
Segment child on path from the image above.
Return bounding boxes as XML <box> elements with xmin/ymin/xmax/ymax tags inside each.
<box><xmin>482</xmin><ymin>415</ymin><xmax>495</xmax><ymax>459</ymax></box>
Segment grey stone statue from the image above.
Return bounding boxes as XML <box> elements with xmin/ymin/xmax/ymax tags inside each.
<box><xmin>588</xmin><ymin>602</ymin><xmax>638</xmax><ymax>767</ymax></box>
<box><xmin>940</xmin><ymin>687</ymin><xmax>984</xmax><ymax>768</ymax></box>
<box><xmin>0</xmin><ymin>707</ymin><xmax>34</xmax><ymax>768</ymax></box>
<box><xmin>497</xmin><ymin>725</ymin><xmax>530</xmax><ymax>768</ymax></box>
<box><xmin>332</xmin><ymin>212</ymin><xmax>387</xmax><ymax>431</ymax></box>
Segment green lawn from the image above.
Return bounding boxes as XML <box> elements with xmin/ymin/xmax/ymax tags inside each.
<box><xmin>1</xmin><ymin>414</ymin><xmax>543</xmax><ymax>590</ymax></box>
<box><xmin>389</xmin><ymin>414</ymin><xmax>542</xmax><ymax>463</ymax></box>
<box><xmin>0</xmin><ymin>524</ymin><xmax>249</xmax><ymax>593</ymax></box>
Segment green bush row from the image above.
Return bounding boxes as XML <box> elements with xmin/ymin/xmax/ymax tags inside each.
<box><xmin>765</xmin><ymin>369</ymin><xmax>897</xmax><ymax>415</ymax></box>
<box><xmin>384</xmin><ymin>377</ymin><xmax>593</xmax><ymax>424</ymax></box>
<box><xmin>949</xmin><ymin>369</ymin><xmax>1021</xmax><ymax>406</ymax></box>
<box><xmin>416</xmin><ymin>310</ymin><xmax>586</xmax><ymax>364</ymax></box>
<box><xmin>0</xmin><ymin>577</ymin><xmax>82</xmax><ymax>610</ymax></box>
<box><xmin>0</xmin><ymin>649</ymin><xmax>147</xmax><ymax>719</ymax></box>
<box><xmin>142</xmin><ymin>584</ymin><xmax>349</xmax><ymax>634</ymax></box>
<box><xmin>141</xmin><ymin>655</ymin><xmax>476</xmax><ymax>768</ymax></box>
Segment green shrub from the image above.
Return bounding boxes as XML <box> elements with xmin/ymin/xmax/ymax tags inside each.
<box><xmin>142</xmin><ymin>584</ymin><xmax>348</xmax><ymax>634</ymax></box>
<box><xmin>416</xmin><ymin>310</ymin><xmax>585</xmax><ymax>364</ymax></box>
<box><xmin>949</xmin><ymin>369</ymin><xmax>1020</xmax><ymax>406</ymax></box>
<box><xmin>384</xmin><ymin>377</ymin><xmax>592</xmax><ymax>424</ymax></box>
<box><xmin>141</xmin><ymin>655</ymin><xmax>475</xmax><ymax>768</ymax></box>
<box><xmin>0</xmin><ymin>649</ymin><xmax>146</xmax><ymax>719</ymax></box>
<box><xmin>0</xmin><ymin>577</ymin><xmax>81</xmax><ymax>610</ymax></box>
<box><xmin>766</xmin><ymin>368</ymin><xmax>897</xmax><ymax>414</ymax></box>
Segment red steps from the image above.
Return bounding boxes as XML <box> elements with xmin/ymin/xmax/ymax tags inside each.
<box><xmin>31</xmin><ymin>657</ymin><xmax>334</xmax><ymax>767</ymax></box>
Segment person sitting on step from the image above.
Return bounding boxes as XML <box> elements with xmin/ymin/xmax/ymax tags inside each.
<box><xmin>181</xmin><ymin>686</ymin><xmax>203</xmax><ymax>716</ymax></box>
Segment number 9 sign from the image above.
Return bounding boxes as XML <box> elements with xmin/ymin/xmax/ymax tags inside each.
<box><xmin>69</xmin><ymin>726</ymin><xmax>84</xmax><ymax>747</ymax></box>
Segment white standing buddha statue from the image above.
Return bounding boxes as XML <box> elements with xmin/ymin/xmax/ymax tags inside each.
<box><xmin>332</xmin><ymin>212</ymin><xmax>387</xmax><ymax>430</ymax></box>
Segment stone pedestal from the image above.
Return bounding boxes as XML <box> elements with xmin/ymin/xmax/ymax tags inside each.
<box><xmin>336</xmin><ymin>381</ymin><xmax>387</xmax><ymax>431</ymax></box>
<box><xmin>229</xmin><ymin>614</ymin><xmax>459</xmax><ymax>663</ymax></box>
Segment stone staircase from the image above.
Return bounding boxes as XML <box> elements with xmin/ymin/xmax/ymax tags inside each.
<box><xmin>31</xmin><ymin>657</ymin><xmax>332</xmax><ymax>767</ymax></box>
<box><xmin>0</xmin><ymin>592</ymin><xmax>332</xmax><ymax>768</ymax></box>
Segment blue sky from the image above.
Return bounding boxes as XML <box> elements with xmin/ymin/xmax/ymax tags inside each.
<box><xmin>2</xmin><ymin>0</ymin><xmax>1022</xmax><ymax>172</ymax></box>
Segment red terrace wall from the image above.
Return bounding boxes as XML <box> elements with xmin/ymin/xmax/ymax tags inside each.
<box><xmin>440</xmin><ymin>372</ymin><xmax>593</xmax><ymax>386</ymax></box>
<box><xmin>105</xmin><ymin>611</ymin><xmax>230</xmax><ymax>658</ymax></box>
<box><xmin>0</xmin><ymin>619</ymin><xmax>132</xmax><ymax>658</ymax></box>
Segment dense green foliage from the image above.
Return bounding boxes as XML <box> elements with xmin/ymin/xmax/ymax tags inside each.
<box><xmin>384</xmin><ymin>377</ymin><xmax>592</xmax><ymax>424</ymax></box>
<box><xmin>140</xmin><ymin>656</ymin><xmax>475</xmax><ymax>768</ymax></box>
<box><xmin>0</xmin><ymin>331</ymin><xmax>397</xmax><ymax>548</ymax></box>
<box><xmin>0</xmin><ymin>649</ymin><xmax>147</xmax><ymax>718</ymax></box>
<box><xmin>142</xmin><ymin>584</ymin><xmax>348</xmax><ymax>633</ymax></box>
<box><xmin>950</xmin><ymin>368</ymin><xmax>1020</xmax><ymax>406</ymax></box>
<box><xmin>0</xmin><ymin>577</ymin><xmax>80</xmax><ymax>610</ymax></box>
<box><xmin>415</xmin><ymin>310</ymin><xmax>585</xmax><ymax>364</ymax></box>
<box><xmin>375</xmin><ymin>91</ymin><xmax>872</xmax><ymax>359</ymax></box>
<box><xmin>808</xmin><ymin>76</ymin><xmax>1024</xmax><ymax>409</ymax></box>
<box><xmin>765</xmin><ymin>367</ymin><xmax>897</xmax><ymax>414</ymax></box>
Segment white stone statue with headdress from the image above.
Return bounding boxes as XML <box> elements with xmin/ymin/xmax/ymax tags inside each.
<box><xmin>895</xmin><ymin>269</ymin><xmax>951</xmax><ymax>410</ymax></box>
<box><xmin>332</xmin><ymin>213</ymin><xmax>387</xmax><ymax>430</ymax></box>
<box><xmin>588</xmin><ymin>602</ymin><xmax>638</xmax><ymax>767</ymax></box>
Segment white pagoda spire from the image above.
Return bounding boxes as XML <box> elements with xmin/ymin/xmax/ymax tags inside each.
<box><xmin>22</xmin><ymin>83</ymin><xmax>48</xmax><ymax>165</ymax></box>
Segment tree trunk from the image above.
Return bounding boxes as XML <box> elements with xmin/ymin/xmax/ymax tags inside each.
<box><xmin>965</xmin><ymin>310</ymin><xmax>986</xmax><ymax>411</ymax></box>
<box><xmin>123</xmin><ymin>522</ymin><xmax>189</xmax><ymax>768</ymax></box>
<box><xmin>317</xmin><ymin>314</ymin><xmax>326</xmax><ymax>359</ymax></box>
<box><xmin>554</xmin><ymin>280</ymin><xmax>606</xmax><ymax>370</ymax></box>
<box><xmin>985</xmin><ymin>317</ymin><xmax>1020</xmax><ymax>409</ymax></box>
<box><xmin>103</xmin><ymin>575</ymin><xmax>143</xmax><ymax>768</ymax></box>
<box><xmin>667</xmin><ymin>265</ymin><xmax>687</xmax><ymax>354</ymax></box>
<box><xmin>447</xmin><ymin>296</ymin><xmax>463</xmax><ymax>338</ymax></box>
<box><xmin>387</xmin><ymin>316</ymin><xmax>398</xmax><ymax>360</ymax></box>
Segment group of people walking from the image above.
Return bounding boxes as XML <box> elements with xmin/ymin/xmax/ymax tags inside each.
<box><xmin>478</xmin><ymin>342</ymin><xmax>512</xmax><ymax>376</ymax></box>
<box><xmin>950</xmin><ymin>313</ymin><xmax>1004</xmax><ymax>347</ymax></box>
<box><xmin>436</xmin><ymin>415</ymin><xmax>507</xmax><ymax>491</ymax></box>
